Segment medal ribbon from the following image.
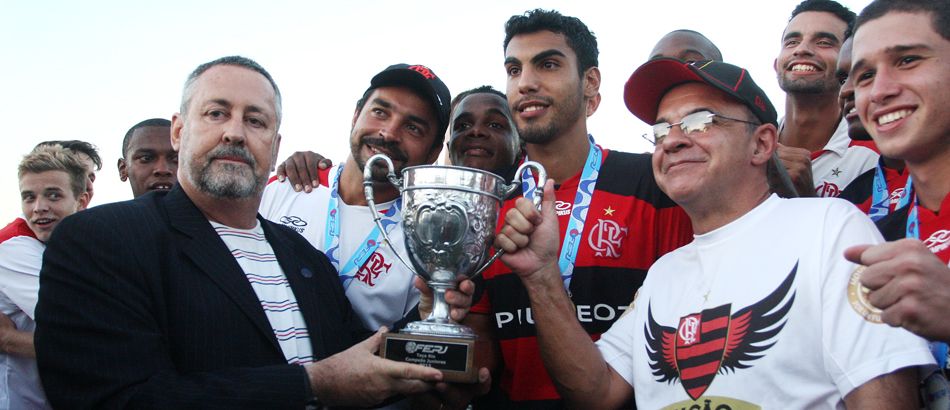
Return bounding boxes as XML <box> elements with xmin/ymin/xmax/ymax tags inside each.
<box><xmin>323</xmin><ymin>165</ymin><xmax>402</xmax><ymax>289</ymax></box>
<box><xmin>522</xmin><ymin>135</ymin><xmax>602</xmax><ymax>292</ymax></box>
<box><xmin>868</xmin><ymin>160</ymin><xmax>889</xmax><ymax>222</ymax></box>
<box><xmin>896</xmin><ymin>176</ymin><xmax>948</xmax><ymax>370</ymax></box>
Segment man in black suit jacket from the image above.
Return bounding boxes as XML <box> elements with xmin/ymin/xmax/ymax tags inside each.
<box><xmin>34</xmin><ymin>56</ymin><xmax>450</xmax><ymax>409</ymax></box>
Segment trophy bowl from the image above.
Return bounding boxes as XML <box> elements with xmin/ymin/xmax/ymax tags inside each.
<box><xmin>363</xmin><ymin>153</ymin><xmax>544</xmax><ymax>382</ymax></box>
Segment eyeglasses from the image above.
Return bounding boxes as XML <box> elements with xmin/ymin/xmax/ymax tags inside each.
<box><xmin>642</xmin><ymin>110</ymin><xmax>760</xmax><ymax>146</ymax></box>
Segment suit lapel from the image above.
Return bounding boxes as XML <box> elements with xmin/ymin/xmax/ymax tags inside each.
<box><xmin>164</xmin><ymin>187</ymin><xmax>282</xmax><ymax>354</ymax></box>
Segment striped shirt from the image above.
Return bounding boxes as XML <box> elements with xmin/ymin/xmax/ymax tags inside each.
<box><xmin>212</xmin><ymin>221</ymin><xmax>314</xmax><ymax>365</ymax></box>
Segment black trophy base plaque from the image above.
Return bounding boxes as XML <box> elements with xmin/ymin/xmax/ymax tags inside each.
<box><xmin>380</xmin><ymin>332</ymin><xmax>477</xmax><ymax>383</ymax></box>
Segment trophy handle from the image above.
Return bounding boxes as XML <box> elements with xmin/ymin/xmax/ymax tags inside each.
<box><xmin>362</xmin><ymin>154</ymin><xmax>418</xmax><ymax>276</ymax></box>
<box><xmin>472</xmin><ymin>161</ymin><xmax>548</xmax><ymax>278</ymax></box>
<box><xmin>505</xmin><ymin>161</ymin><xmax>546</xmax><ymax>210</ymax></box>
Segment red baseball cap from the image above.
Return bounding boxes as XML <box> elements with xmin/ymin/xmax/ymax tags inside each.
<box><xmin>624</xmin><ymin>58</ymin><xmax>777</xmax><ymax>126</ymax></box>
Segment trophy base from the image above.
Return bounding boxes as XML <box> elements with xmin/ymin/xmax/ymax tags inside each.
<box><xmin>380</xmin><ymin>332</ymin><xmax>477</xmax><ymax>383</ymax></box>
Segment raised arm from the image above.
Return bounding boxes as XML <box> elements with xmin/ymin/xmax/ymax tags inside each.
<box><xmin>496</xmin><ymin>180</ymin><xmax>633</xmax><ymax>408</ymax></box>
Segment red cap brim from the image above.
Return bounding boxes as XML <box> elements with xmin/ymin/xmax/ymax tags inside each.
<box><xmin>624</xmin><ymin>58</ymin><xmax>705</xmax><ymax>125</ymax></box>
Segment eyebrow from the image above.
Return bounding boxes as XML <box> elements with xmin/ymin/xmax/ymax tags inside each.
<box><xmin>782</xmin><ymin>30</ymin><xmax>839</xmax><ymax>44</ymax></box>
<box><xmin>531</xmin><ymin>49</ymin><xmax>567</xmax><ymax>65</ymax></box>
<box><xmin>851</xmin><ymin>43</ymin><xmax>932</xmax><ymax>76</ymax></box>
<box><xmin>208</xmin><ymin>99</ymin><xmax>272</xmax><ymax>119</ymax></box>
<box><xmin>814</xmin><ymin>31</ymin><xmax>840</xmax><ymax>44</ymax></box>
<box><xmin>373</xmin><ymin>97</ymin><xmax>432</xmax><ymax>130</ymax></box>
<box><xmin>453</xmin><ymin>107</ymin><xmax>511</xmax><ymax>123</ymax></box>
<box><xmin>504</xmin><ymin>56</ymin><xmax>521</xmax><ymax>66</ymax></box>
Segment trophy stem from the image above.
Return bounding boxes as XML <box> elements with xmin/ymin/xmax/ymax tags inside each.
<box><xmin>428</xmin><ymin>285</ymin><xmax>452</xmax><ymax>323</ymax></box>
<box><xmin>402</xmin><ymin>279</ymin><xmax>475</xmax><ymax>339</ymax></box>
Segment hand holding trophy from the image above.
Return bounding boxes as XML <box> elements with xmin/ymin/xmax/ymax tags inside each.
<box><xmin>363</xmin><ymin>153</ymin><xmax>544</xmax><ymax>382</ymax></box>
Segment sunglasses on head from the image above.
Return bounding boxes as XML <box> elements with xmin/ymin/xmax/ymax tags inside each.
<box><xmin>642</xmin><ymin>110</ymin><xmax>760</xmax><ymax>146</ymax></box>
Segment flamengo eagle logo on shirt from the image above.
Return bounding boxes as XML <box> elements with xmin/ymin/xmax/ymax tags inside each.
<box><xmin>588</xmin><ymin>219</ymin><xmax>627</xmax><ymax>258</ymax></box>
<box><xmin>355</xmin><ymin>252</ymin><xmax>392</xmax><ymax>287</ymax></box>
<box><xmin>645</xmin><ymin>263</ymin><xmax>797</xmax><ymax>400</ymax></box>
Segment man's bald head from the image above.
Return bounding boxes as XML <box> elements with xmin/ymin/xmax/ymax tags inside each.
<box><xmin>650</xmin><ymin>29</ymin><xmax>723</xmax><ymax>62</ymax></box>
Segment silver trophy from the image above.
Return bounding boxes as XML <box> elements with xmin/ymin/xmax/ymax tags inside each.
<box><xmin>363</xmin><ymin>153</ymin><xmax>545</xmax><ymax>382</ymax></box>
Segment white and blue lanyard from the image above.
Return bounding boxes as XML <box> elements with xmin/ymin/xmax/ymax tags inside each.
<box><xmin>896</xmin><ymin>177</ymin><xmax>948</xmax><ymax>370</ymax></box>
<box><xmin>522</xmin><ymin>135</ymin><xmax>602</xmax><ymax>293</ymax></box>
<box><xmin>868</xmin><ymin>160</ymin><xmax>891</xmax><ymax>222</ymax></box>
<box><xmin>323</xmin><ymin>165</ymin><xmax>401</xmax><ymax>289</ymax></box>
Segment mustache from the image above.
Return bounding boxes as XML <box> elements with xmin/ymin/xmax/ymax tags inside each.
<box><xmin>207</xmin><ymin>145</ymin><xmax>257</xmax><ymax>167</ymax></box>
<box><xmin>512</xmin><ymin>95</ymin><xmax>554</xmax><ymax>110</ymax></box>
<box><xmin>361</xmin><ymin>136</ymin><xmax>408</xmax><ymax>162</ymax></box>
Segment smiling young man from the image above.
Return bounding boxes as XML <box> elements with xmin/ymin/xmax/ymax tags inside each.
<box><xmin>446</xmin><ymin>85</ymin><xmax>522</xmax><ymax>180</ymax></box>
<box><xmin>773</xmin><ymin>0</ymin><xmax>879</xmax><ymax>198</ymax></box>
<box><xmin>0</xmin><ymin>145</ymin><xmax>90</xmax><ymax>409</ymax></box>
<box><xmin>836</xmin><ymin>34</ymin><xmax>909</xmax><ymax>218</ymax></box>
<box><xmin>118</xmin><ymin>118</ymin><xmax>178</xmax><ymax>198</ymax></box>
<box><xmin>465</xmin><ymin>9</ymin><xmax>692</xmax><ymax>408</ymax></box>
<box><xmin>844</xmin><ymin>0</ymin><xmax>950</xmax><ymax>383</ymax></box>
<box><xmin>495</xmin><ymin>58</ymin><xmax>933</xmax><ymax>409</ymax></box>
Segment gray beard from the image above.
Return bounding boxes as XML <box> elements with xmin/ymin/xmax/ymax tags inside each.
<box><xmin>192</xmin><ymin>161</ymin><xmax>261</xmax><ymax>199</ymax></box>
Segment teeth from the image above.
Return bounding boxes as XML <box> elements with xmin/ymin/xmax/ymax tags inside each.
<box><xmin>877</xmin><ymin>109</ymin><xmax>912</xmax><ymax>125</ymax></box>
<box><xmin>791</xmin><ymin>64</ymin><xmax>817</xmax><ymax>72</ymax></box>
<box><xmin>848</xmin><ymin>107</ymin><xmax>856</xmax><ymax>115</ymax></box>
<box><xmin>523</xmin><ymin>106</ymin><xmax>543</xmax><ymax>112</ymax></box>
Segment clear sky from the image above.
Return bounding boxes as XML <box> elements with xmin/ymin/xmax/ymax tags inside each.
<box><xmin>1</xmin><ymin>0</ymin><xmax>869</xmax><ymax>221</ymax></box>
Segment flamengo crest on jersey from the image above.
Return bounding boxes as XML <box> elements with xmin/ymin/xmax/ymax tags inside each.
<box><xmin>646</xmin><ymin>264</ymin><xmax>796</xmax><ymax>400</ymax></box>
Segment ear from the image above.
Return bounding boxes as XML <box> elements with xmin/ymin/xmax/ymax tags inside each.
<box><xmin>773</xmin><ymin>58</ymin><xmax>779</xmax><ymax>76</ymax></box>
<box><xmin>170</xmin><ymin>113</ymin><xmax>184</xmax><ymax>151</ymax></box>
<box><xmin>587</xmin><ymin>92</ymin><xmax>602</xmax><ymax>117</ymax></box>
<box><xmin>76</xmin><ymin>191</ymin><xmax>91</xmax><ymax>211</ymax></box>
<box><xmin>352</xmin><ymin>104</ymin><xmax>362</xmax><ymax>128</ymax></box>
<box><xmin>117</xmin><ymin>158</ymin><xmax>128</xmax><ymax>181</ymax></box>
<box><xmin>751</xmin><ymin>123</ymin><xmax>778</xmax><ymax>167</ymax></box>
<box><xmin>583</xmin><ymin>66</ymin><xmax>601</xmax><ymax>100</ymax></box>
<box><xmin>270</xmin><ymin>133</ymin><xmax>282</xmax><ymax>172</ymax></box>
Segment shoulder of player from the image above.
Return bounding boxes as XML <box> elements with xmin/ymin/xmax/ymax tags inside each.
<box><xmin>599</xmin><ymin>150</ymin><xmax>678</xmax><ymax>208</ymax></box>
<box><xmin>0</xmin><ymin>218</ymin><xmax>35</xmax><ymax>243</ymax></box>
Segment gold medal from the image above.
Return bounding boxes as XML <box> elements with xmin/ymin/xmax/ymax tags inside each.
<box><xmin>847</xmin><ymin>265</ymin><xmax>883</xmax><ymax>323</ymax></box>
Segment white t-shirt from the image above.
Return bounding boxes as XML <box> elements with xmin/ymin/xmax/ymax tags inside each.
<box><xmin>260</xmin><ymin>165</ymin><xmax>419</xmax><ymax>330</ymax></box>
<box><xmin>213</xmin><ymin>221</ymin><xmax>314</xmax><ymax>365</ymax></box>
<box><xmin>0</xmin><ymin>217</ymin><xmax>50</xmax><ymax>410</ymax></box>
<box><xmin>597</xmin><ymin>195</ymin><xmax>934</xmax><ymax>409</ymax></box>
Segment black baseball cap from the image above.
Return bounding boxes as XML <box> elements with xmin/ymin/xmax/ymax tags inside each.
<box><xmin>624</xmin><ymin>58</ymin><xmax>777</xmax><ymax>127</ymax></box>
<box><xmin>367</xmin><ymin>64</ymin><xmax>452</xmax><ymax>138</ymax></box>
